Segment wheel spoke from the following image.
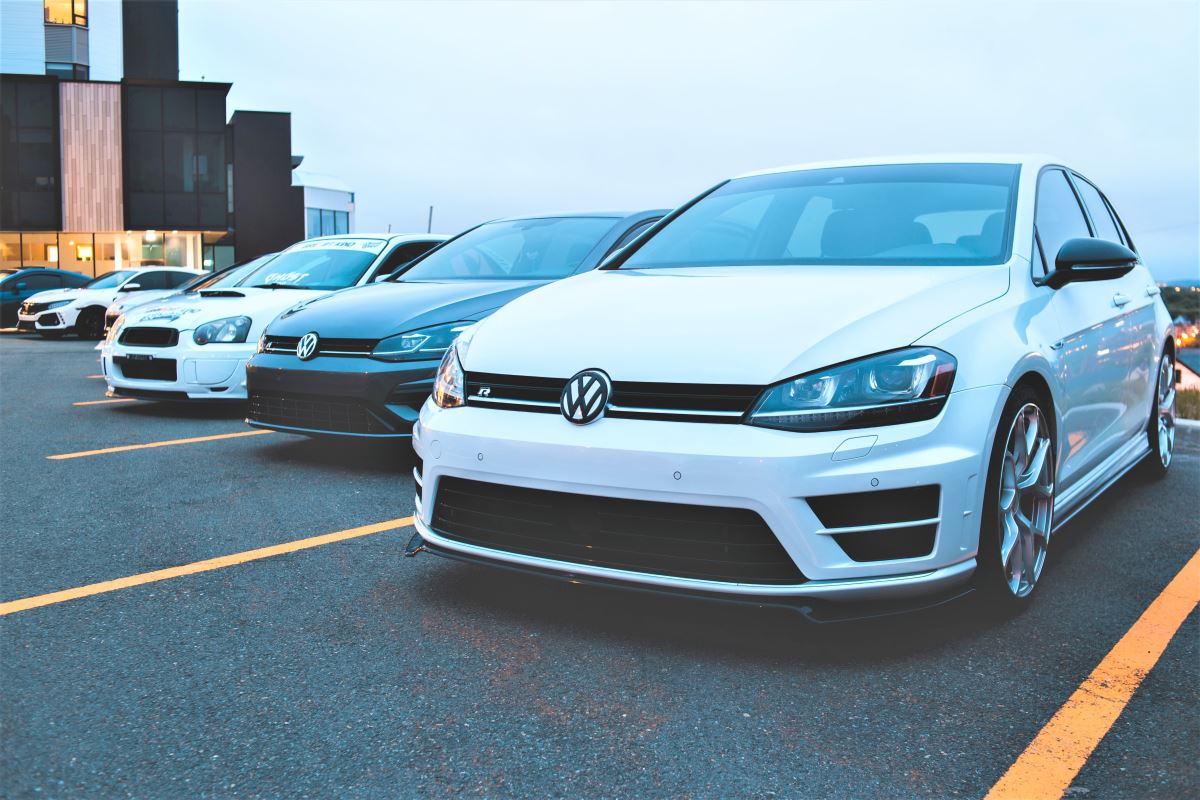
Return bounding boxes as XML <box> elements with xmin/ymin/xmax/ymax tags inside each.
<box><xmin>1017</xmin><ymin>438</ymin><xmax>1050</xmax><ymax>491</ymax></box>
<box><xmin>1000</xmin><ymin>513</ymin><xmax>1021</xmax><ymax>570</ymax></box>
<box><xmin>1022</xmin><ymin>412</ymin><xmax>1039</xmax><ymax>466</ymax></box>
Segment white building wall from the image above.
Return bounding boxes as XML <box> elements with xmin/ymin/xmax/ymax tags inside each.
<box><xmin>87</xmin><ymin>0</ymin><xmax>123</xmax><ymax>81</ymax></box>
<box><xmin>304</xmin><ymin>185</ymin><xmax>356</xmax><ymax>231</ymax></box>
<box><xmin>0</xmin><ymin>0</ymin><xmax>46</xmax><ymax>75</ymax></box>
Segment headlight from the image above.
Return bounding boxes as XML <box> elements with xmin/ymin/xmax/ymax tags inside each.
<box><xmin>193</xmin><ymin>316</ymin><xmax>252</xmax><ymax>345</ymax></box>
<box><xmin>44</xmin><ymin>300</ymin><xmax>72</xmax><ymax>311</ymax></box>
<box><xmin>747</xmin><ymin>347</ymin><xmax>956</xmax><ymax>432</ymax></box>
<box><xmin>105</xmin><ymin>315</ymin><xmax>124</xmax><ymax>344</ymax></box>
<box><xmin>256</xmin><ymin>331</ymin><xmax>267</xmax><ymax>353</ymax></box>
<box><xmin>371</xmin><ymin>322</ymin><xmax>474</xmax><ymax>362</ymax></box>
<box><xmin>432</xmin><ymin>342</ymin><xmax>466</xmax><ymax>408</ymax></box>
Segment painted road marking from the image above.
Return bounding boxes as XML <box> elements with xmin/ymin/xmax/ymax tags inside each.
<box><xmin>72</xmin><ymin>398</ymin><xmax>137</xmax><ymax>406</ymax></box>
<box><xmin>47</xmin><ymin>429</ymin><xmax>273</xmax><ymax>460</ymax></box>
<box><xmin>986</xmin><ymin>548</ymin><xmax>1200</xmax><ymax>800</ymax></box>
<box><xmin>0</xmin><ymin>517</ymin><xmax>415</xmax><ymax>616</ymax></box>
<box><xmin>86</xmin><ymin>374</ymin><xmax>104</xmax><ymax>379</ymax></box>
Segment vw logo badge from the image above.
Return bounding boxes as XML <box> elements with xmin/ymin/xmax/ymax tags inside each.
<box><xmin>296</xmin><ymin>332</ymin><xmax>319</xmax><ymax>361</ymax></box>
<box><xmin>560</xmin><ymin>369</ymin><xmax>612</xmax><ymax>425</ymax></box>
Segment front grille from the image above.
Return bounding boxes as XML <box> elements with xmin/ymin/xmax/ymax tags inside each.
<box><xmin>119</xmin><ymin>326</ymin><xmax>179</xmax><ymax>347</ymax></box>
<box><xmin>21</xmin><ymin>301</ymin><xmax>52</xmax><ymax>316</ymax></box>
<box><xmin>248</xmin><ymin>391</ymin><xmax>393</xmax><ymax>434</ymax></box>
<box><xmin>807</xmin><ymin>486</ymin><xmax>940</xmax><ymax>562</ymax></box>
<box><xmin>114</xmin><ymin>356</ymin><xmax>177</xmax><ymax>381</ymax></box>
<box><xmin>431</xmin><ymin>477</ymin><xmax>807</xmax><ymax>584</ymax></box>
<box><xmin>464</xmin><ymin>372</ymin><xmax>761</xmax><ymax>423</ymax></box>
<box><xmin>260</xmin><ymin>335</ymin><xmax>377</xmax><ymax>357</ymax></box>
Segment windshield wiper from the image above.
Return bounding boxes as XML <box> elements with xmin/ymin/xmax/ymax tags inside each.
<box><xmin>251</xmin><ymin>283</ymin><xmax>309</xmax><ymax>290</ymax></box>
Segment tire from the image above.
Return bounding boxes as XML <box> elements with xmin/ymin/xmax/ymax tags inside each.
<box><xmin>75</xmin><ymin>307</ymin><xmax>105</xmax><ymax>340</ymax></box>
<box><xmin>975</xmin><ymin>385</ymin><xmax>1056</xmax><ymax>613</ymax></box>
<box><xmin>1141</xmin><ymin>352</ymin><xmax>1176</xmax><ymax>480</ymax></box>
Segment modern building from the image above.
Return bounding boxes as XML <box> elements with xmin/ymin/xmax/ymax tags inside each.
<box><xmin>294</xmin><ymin>170</ymin><xmax>355</xmax><ymax>239</ymax></box>
<box><xmin>0</xmin><ymin>0</ymin><xmax>352</xmax><ymax>276</ymax></box>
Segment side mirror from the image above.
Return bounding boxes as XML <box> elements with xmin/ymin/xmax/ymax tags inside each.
<box><xmin>119</xmin><ymin>282</ymin><xmax>142</xmax><ymax>292</ymax></box>
<box><xmin>14</xmin><ymin>282</ymin><xmax>27</xmax><ymax>290</ymax></box>
<box><xmin>1044</xmin><ymin>238</ymin><xmax>1138</xmax><ymax>289</ymax></box>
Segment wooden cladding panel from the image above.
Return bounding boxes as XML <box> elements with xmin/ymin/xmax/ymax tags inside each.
<box><xmin>61</xmin><ymin>82</ymin><xmax>123</xmax><ymax>232</ymax></box>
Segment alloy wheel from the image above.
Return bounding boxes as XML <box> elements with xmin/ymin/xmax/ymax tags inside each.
<box><xmin>997</xmin><ymin>403</ymin><xmax>1054</xmax><ymax>598</ymax></box>
<box><xmin>1156</xmin><ymin>356</ymin><xmax>1176</xmax><ymax>469</ymax></box>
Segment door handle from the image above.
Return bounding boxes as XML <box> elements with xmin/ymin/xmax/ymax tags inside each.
<box><xmin>1112</xmin><ymin>292</ymin><xmax>1131</xmax><ymax>308</ymax></box>
<box><xmin>1146</xmin><ymin>284</ymin><xmax>1161</xmax><ymax>297</ymax></box>
<box><xmin>1050</xmin><ymin>339</ymin><xmax>1065</xmax><ymax>351</ymax></box>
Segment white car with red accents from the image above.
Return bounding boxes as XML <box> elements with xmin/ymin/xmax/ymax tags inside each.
<box><xmin>101</xmin><ymin>234</ymin><xmax>445</xmax><ymax>401</ymax></box>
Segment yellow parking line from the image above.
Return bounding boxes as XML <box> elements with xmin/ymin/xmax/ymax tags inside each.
<box><xmin>47</xmin><ymin>429</ymin><xmax>274</xmax><ymax>460</ymax></box>
<box><xmin>985</xmin><ymin>548</ymin><xmax>1200</xmax><ymax>800</ymax></box>
<box><xmin>72</xmin><ymin>398</ymin><xmax>138</xmax><ymax>406</ymax></box>
<box><xmin>0</xmin><ymin>517</ymin><xmax>415</xmax><ymax>616</ymax></box>
<box><xmin>86</xmin><ymin>374</ymin><xmax>104</xmax><ymax>379</ymax></box>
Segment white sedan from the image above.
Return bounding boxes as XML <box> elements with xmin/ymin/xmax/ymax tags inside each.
<box><xmin>413</xmin><ymin>155</ymin><xmax>1175</xmax><ymax>617</ymax></box>
<box><xmin>102</xmin><ymin>234</ymin><xmax>446</xmax><ymax>401</ymax></box>
<box><xmin>19</xmin><ymin>267</ymin><xmax>202</xmax><ymax>339</ymax></box>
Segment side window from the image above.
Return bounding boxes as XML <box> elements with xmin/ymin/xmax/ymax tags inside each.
<box><xmin>132</xmin><ymin>271</ymin><xmax>168</xmax><ymax>290</ymax></box>
<box><xmin>62</xmin><ymin>272</ymin><xmax>90</xmax><ymax>287</ymax></box>
<box><xmin>20</xmin><ymin>273</ymin><xmax>61</xmax><ymax>291</ymax></box>
<box><xmin>162</xmin><ymin>271</ymin><xmax>196</xmax><ymax>288</ymax></box>
<box><xmin>1034</xmin><ymin>170</ymin><xmax>1090</xmax><ymax>271</ymax></box>
<box><xmin>610</xmin><ymin>218</ymin><xmax>659</xmax><ymax>253</ymax></box>
<box><xmin>373</xmin><ymin>241</ymin><xmax>440</xmax><ymax>279</ymax></box>
<box><xmin>1102</xmin><ymin>195</ymin><xmax>1135</xmax><ymax>252</ymax></box>
<box><xmin>1071</xmin><ymin>177</ymin><xmax>1123</xmax><ymax>244</ymax></box>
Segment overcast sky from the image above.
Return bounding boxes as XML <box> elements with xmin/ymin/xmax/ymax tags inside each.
<box><xmin>179</xmin><ymin>0</ymin><xmax>1199</xmax><ymax>281</ymax></box>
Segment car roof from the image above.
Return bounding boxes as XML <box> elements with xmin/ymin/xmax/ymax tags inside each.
<box><xmin>301</xmin><ymin>233</ymin><xmax>450</xmax><ymax>244</ymax></box>
<box><xmin>485</xmin><ymin>209</ymin><xmax>667</xmax><ymax>225</ymax></box>
<box><xmin>735</xmin><ymin>153</ymin><xmax>1065</xmax><ymax>180</ymax></box>
<box><xmin>127</xmin><ymin>266</ymin><xmax>203</xmax><ymax>272</ymax></box>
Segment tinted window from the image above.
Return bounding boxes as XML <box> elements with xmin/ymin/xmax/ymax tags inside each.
<box><xmin>241</xmin><ymin>240</ymin><xmax>387</xmax><ymax>290</ymax></box>
<box><xmin>402</xmin><ymin>217</ymin><xmax>618</xmax><ymax>281</ymax></box>
<box><xmin>623</xmin><ymin>163</ymin><xmax>1020</xmax><ymax>269</ymax></box>
<box><xmin>1035</xmin><ymin>170</ymin><xmax>1091</xmax><ymax>266</ymax></box>
<box><xmin>132</xmin><ymin>271</ymin><xmax>168</xmax><ymax>290</ymax></box>
<box><xmin>17</xmin><ymin>273</ymin><xmax>59</xmax><ymax>291</ymax></box>
<box><xmin>1071</xmin><ymin>177</ymin><xmax>1123</xmax><ymax>244</ymax></box>
<box><xmin>375</xmin><ymin>241</ymin><xmax>440</xmax><ymax>278</ymax></box>
<box><xmin>61</xmin><ymin>272</ymin><xmax>90</xmax><ymax>287</ymax></box>
<box><xmin>163</xmin><ymin>271</ymin><xmax>197</xmax><ymax>288</ymax></box>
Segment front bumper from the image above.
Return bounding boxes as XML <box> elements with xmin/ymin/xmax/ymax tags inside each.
<box><xmin>101</xmin><ymin>338</ymin><xmax>254</xmax><ymax>401</ymax></box>
<box><xmin>245</xmin><ymin>352</ymin><xmax>440</xmax><ymax>437</ymax></box>
<box><xmin>413</xmin><ymin>384</ymin><xmax>1008</xmax><ymax>603</ymax></box>
<box><xmin>18</xmin><ymin>306</ymin><xmax>76</xmax><ymax>332</ymax></box>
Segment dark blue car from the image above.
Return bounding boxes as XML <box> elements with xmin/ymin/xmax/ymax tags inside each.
<box><xmin>0</xmin><ymin>268</ymin><xmax>90</xmax><ymax>328</ymax></box>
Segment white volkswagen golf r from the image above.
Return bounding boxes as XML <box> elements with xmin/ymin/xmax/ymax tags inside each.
<box><xmin>412</xmin><ymin>156</ymin><xmax>1176</xmax><ymax>617</ymax></box>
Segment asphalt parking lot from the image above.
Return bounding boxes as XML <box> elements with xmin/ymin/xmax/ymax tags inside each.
<box><xmin>1</xmin><ymin>335</ymin><xmax>1197</xmax><ymax>799</ymax></box>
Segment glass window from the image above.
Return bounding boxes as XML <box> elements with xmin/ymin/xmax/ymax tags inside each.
<box><xmin>334</xmin><ymin>211</ymin><xmax>349</xmax><ymax>235</ymax></box>
<box><xmin>195</xmin><ymin>90</ymin><xmax>226</xmax><ymax>133</ymax></box>
<box><xmin>125</xmin><ymin>87</ymin><xmax>162</xmax><ymax>131</ymax></box>
<box><xmin>195</xmin><ymin>133</ymin><xmax>224</xmax><ymax>192</ymax></box>
<box><xmin>623</xmin><ymin>163</ymin><xmax>1020</xmax><ymax>269</ymax></box>
<box><xmin>240</xmin><ymin>240</ymin><xmax>388</xmax><ymax>290</ymax></box>
<box><xmin>611</xmin><ymin>218</ymin><xmax>659</xmax><ymax>252</ymax></box>
<box><xmin>18</xmin><ymin>233</ymin><xmax>60</xmax><ymax>268</ymax></box>
<box><xmin>374</xmin><ymin>240</ymin><xmax>439</xmax><ymax>279</ymax></box>
<box><xmin>321</xmin><ymin>209</ymin><xmax>334</xmax><ymax>236</ymax></box>
<box><xmin>402</xmin><ymin>217</ymin><xmax>619</xmax><ymax>282</ymax></box>
<box><xmin>306</xmin><ymin>208</ymin><xmax>321</xmax><ymax>237</ymax></box>
<box><xmin>1035</xmin><ymin>170</ymin><xmax>1091</xmax><ymax>267</ymax></box>
<box><xmin>1071</xmin><ymin>176</ymin><xmax>1123</xmax><ymax>244</ymax></box>
<box><xmin>0</xmin><ymin>234</ymin><xmax>20</xmax><ymax>269</ymax></box>
<box><xmin>129</xmin><ymin>271</ymin><xmax>168</xmax><ymax>290</ymax></box>
<box><xmin>164</xmin><ymin>132</ymin><xmax>196</xmax><ymax>192</ymax></box>
<box><xmin>19</xmin><ymin>273</ymin><xmax>61</xmax><ymax>291</ymax></box>
<box><xmin>44</xmin><ymin>0</ymin><xmax>85</xmax><ymax>26</ymax></box>
<box><xmin>162</xmin><ymin>88</ymin><xmax>196</xmax><ymax>131</ymax></box>
<box><xmin>163</xmin><ymin>271</ymin><xmax>197</xmax><ymax>288</ymax></box>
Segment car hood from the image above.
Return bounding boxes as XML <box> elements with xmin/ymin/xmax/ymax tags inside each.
<box><xmin>109</xmin><ymin>289</ymin><xmax>177</xmax><ymax>314</ymax></box>
<box><xmin>119</xmin><ymin>288</ymin><xmax>330</xmax><ymax>334</ymax></box>
<box><xmin>24</xmin><ymin>287</ymin><xmax>113</xmax><ymax>306</ymax></box>
<box><xmin>263</xmin><ymin>279</ymin><xmax>546</xmax><ymax>339</ymax></box>
<box><xmin>463</xmin><ymin>265</ymin><xmax>1010</xmax><ymax>385</ymax></box>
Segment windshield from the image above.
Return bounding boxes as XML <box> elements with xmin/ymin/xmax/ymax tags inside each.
<box><xmin>84</xmin><ymin>270</ymin><xmax>137</xmax><ymax>289</ymax></box>
<box><xmin>240</xmin><ymin>239</ymin><xmax>386</xmax><ymax>290</ymax></box>
<box><xmin>187</xmin><ymin>255</ymin><xmax>275</xmax><ymax>293</ymax></box>
<box><xmin>400</xmin><ymin>217</ymin><xmax>618</xmax><ymax>282</ymax></box>
<box><xmin>623</xmin><ymin>163</ymin><xmax>1020</xmax><ymax>269</ymax></box>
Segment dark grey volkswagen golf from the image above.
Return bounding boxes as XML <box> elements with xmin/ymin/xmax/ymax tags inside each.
<box><xmin>245</xmin><ymin>210</ymin><xmax>665</xmax><ymax>437</ymax></box>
